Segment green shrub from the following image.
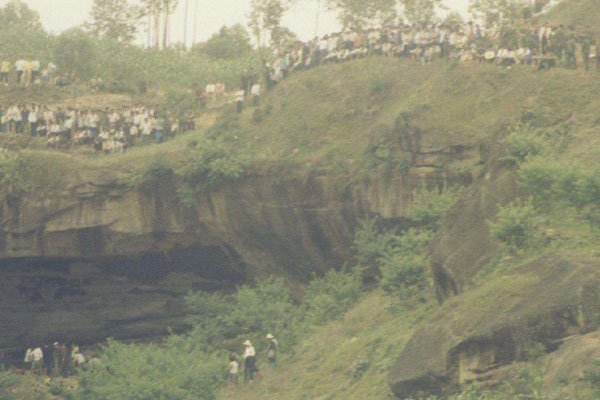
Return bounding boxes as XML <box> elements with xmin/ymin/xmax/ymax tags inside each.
<box><xmin>185</xmin><ymin>279</ymin><xmax>297</xmax><ymax>350</ymax></box>
<box><xmin>584</xmin><ymin>359</ymin><xmax>600</xmax><ymax>391</ymax></box>
<box><xmin>0</xmin><ymin>153</ymin><xmax>31</xmax><ymax>199</ymax></box>
<box><xmin>77</xmin><ymin>339</ymin><xmax>224</xmax><ymax>400</ymax></box>
<box><xmin>0</xmin><ymin>368</ymin><xmax>17</xmax><ymax>400</ymax></box>
<box><xmin>489</xmin><ymin>198</ymin><xmax>540</xmax><ymax>251</ymax></box>
<box><xmin>523</xmin><ymin>342</ymin><xmax>547</xmax><ymax>361</ymax></box>
<box><xmin>352</xmin><ymin>218</ymin><xmax>398</xmax><ymax>270</ymax></box>
<box><xmin>301</xmin><ymin>269</ymin><xmax>363</xmax><ymax>326</ymax></box>
<box><xmin>179</xmin><ymin>138</ymin><xmax>249</xmax><ymax>190</ymax></box>
<box><xmin>412</xmin><ymin>188</ymin><xmax>462</xmax><ymax>230</ymax></box>
<box><xmin>380</xmin><ymin>253</ymin><xmax>428</xmax><ymax>295</ymax></box>
<box><xmin>117</xmin><ymin>159</ymin><xmax>175</xmax><ymax>190</ymax></box>
<box><xmin>502</xmin><ymin>125</ymin><xmax>545</xmax><ymax>164</ymax></box>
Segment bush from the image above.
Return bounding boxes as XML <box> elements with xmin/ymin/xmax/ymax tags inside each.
<box><xmin>0</xmin><ymin>368</ymin><xmax>17</xmax><ymax>400</ymax></box>
<box><xmin>177</xmin><ymin>136</ymin><xmax>250</xmax><ymax>207</ymax></box>
<box><xmin>185</xmin><ymin>279</ymin><xmax>296</xmax><ymax>350</ymax></box>
<box><xmin>179</xmin><ymin>138</ymin><xmax>249</xmax><ymax>191</ymax></box>
<box><xmin>502</xmin><ymin>125</ymin><xmax>545</xmax><ymax>164</ymax></box>
<box><xmin>583</xmin><ymin>359</ymin><xmax>600</xmax><ymax>391</ymax></box>
<box><xmin>412</xmin><ymin>188</ymin><xmax>462</xmax><ymax>230</ymax></box>
<box><xmin>117</xmin><ymin>159</ymin><xmax>175</xmax><ymax>190</ymax></box>
<box><xmin>489</xmin><ymin>199</ymin><xmax>540</xmax><ymax>251</ymax></box>
<box><xmin>352</xmin><ymin>218</ymin><xmax>398</xmax><ymax>270</ymax></box>
<box><xmin>301</xmin><ymin>269</ymin><xmax>363</xmax><ymax>326</ymax></box>
<box><xmin>520</xmin><ymin>157</ymin><xmax>600</xmax><ymax>212</ymax></box>
<box><xmin>77</xmin><ymin>339</ymin><xmax>224</xmax><ymax>400</ymax></box>
<box><xmin>0</xmin><ymin>153</ymin><xmax>31</xmax><ymax>199</ymax></box>
<box><xmin>379</xmin><ymin>229</ymin><xmax>432</xmax><ymax>295</ymax></box>
<box><xmin>518</xmin><ymin>156</ymin><xmax>563</xmax><ymax>206</ymax></box>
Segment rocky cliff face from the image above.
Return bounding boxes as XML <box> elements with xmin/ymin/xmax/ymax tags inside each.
<box><xmin>0</xmin><ymin>130</ymin><xmax>477</xmax><ymax>358</ymax></box>
<box><xmin>388</xmin><ymin>165</ymin><xmax>600</xmax><ymax>398</ymax></box>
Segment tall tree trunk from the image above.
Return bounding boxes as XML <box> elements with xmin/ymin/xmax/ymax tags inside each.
<box><xmin>147</xmin><ymin>6</ymin><xmax>152</xmax><ymax>48</ymax></box>
<box><xmin>154</xmin><ymin>7</ymin><xmax>161</xmax><ymax>48</ymax></box>
<box><xmin>314</xmin><ymin>0</ymin><xmax>321</xmax><ymax>38</ymax></box>
<box><xmin>184</xmin><ymin>0</ymin><xmax>189</xmax><ymax>47</ymax></box>
<box><xmin>193</xmin><ymin>0</ymin><xmax>199</xmax><ymax>45</ymax></box>
<box><xmin>163</xmin><ymin>8</ymin><xmax>169</xmax><ymax>48</ymax></box>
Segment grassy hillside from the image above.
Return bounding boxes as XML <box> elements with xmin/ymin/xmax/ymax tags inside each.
<box><xmin>12</xmin><ymin>56</ymin><xmax>600</xmax><ymax>193</ymax></box>
<box><xmin>541</xmin><ymin>0</ymin><xmax>600</xmax><ymax>33</ymax></box>
<box><xmin>218</xmin><ymin>290</ymin><xmax>431</xmax><ymax>400</ymax></box>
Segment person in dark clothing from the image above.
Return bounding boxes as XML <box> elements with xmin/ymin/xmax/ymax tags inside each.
<box><xmin>43</xmin><ymin>344</ymin><xmax>54</xmax><ymax>375</ymax></box>
<box><xmin>581</xmin><ymin>33</ymin><xmax>592</xmax><ymax>71</ymax></box>
<box><xmin>266</xmin><ymin>334</ymin><xmax>278</xmax><ymax>364</ymax></box>
<box><xmin>243</xmin><ymin>340</ymin><xmax>257</xmax><ymax>381</ymax></box>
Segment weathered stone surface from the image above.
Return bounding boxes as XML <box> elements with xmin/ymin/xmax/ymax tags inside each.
<box><xmin>0</xmin><ymin>137</ymin><xmax>475</xmax><ymax>358</ymax></box>
<box><xmin>388</xmin><ymin>255</ymin><xmax>600</xmax><ymax>398</ymax></box>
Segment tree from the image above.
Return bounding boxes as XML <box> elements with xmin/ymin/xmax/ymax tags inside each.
<box><xmin>249</xmin><ymin>0</ymin><xmax>294</xmax><ymax>49</ymax></box>
<box><xmin>326</xmin><ymin>0</ymin><xmax>397</xmax><ymax>30</ymax></box>
<box><xmin>0</xmin><ymin>0</ymin><xmax>50</xmax><ymax>60</ymax></box>
<box><xmin>162</xmin><ymin>0</ymin><xmax>179</xmax><ymax>48</ymax></box>
<box><xmin>87</xmin><ymin>0</ymin><xmax>139</xmax><ymax>42</ymax></box>
<box><xmin>140</xmin><ymin>0</ymin><xmax>178</xmax><ymax>48</ymax></box>
<box><xmin>400</xmin><ymin>0</ymin><xmax>442</xmax><ymax>25</ymax></box>
<box><xmin>194</xmin><ymin>24</ymin><xmax>253</xmax><ymax>59</ymax></box>
<box><xmin>442</xmin><ymin>10</ymin><xmax>465</xmax><ymax>30</ymax></box>
<box><xmin>469</xmin><ymin>0</ymin><xmax>524</xmax><ymax>27</ymax></box>
<box><xmin>54</xmin><ymin>29</ymin><xmax>97</xmax><ymax>80</ymax></box>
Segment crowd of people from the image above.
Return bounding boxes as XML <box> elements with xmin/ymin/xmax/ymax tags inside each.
<box><xmin>23</xmin><ymin>342</ymin><xmax>95</xmax><ymax>377</ymax></box>
<box><xmin>0</xmin><ymin>59</ymin><xmax>68</xmax><ymax>87</ymax></box>
<box><xmin>259</xmin><ymin>22</ymin><xmax>600</xmax><ymax>90</ymax></box>
<box><xmin>0</xmin><ymin>104</ymin><xmax>195</xmax><ymax>153</ymax></box>
<box><xmin>228</xmin><ymin>334</ymin><xmax>279</xmax><ymax>385</ymax></box>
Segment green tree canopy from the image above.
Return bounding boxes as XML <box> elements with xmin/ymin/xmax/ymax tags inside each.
<box><xmin>326</xmin><ymin>0</ymin><xmax>397</xmax><ymax>30</ymax></box>
<box><xmin>469</xmin><ymin>0</ymin><xmax>525</xmax><ymax>27</ymax></box>
<box><xmin>87</xmin><ymin>0</ymin><xmax>140</xmax><ymax>42</ymax></box>
<box><xmin>249</xmin><ymin>0</ymin><xmax>294</xmax><ymax>48</ymax></box>
<box><xmin>194</xmin><ymin>24</ymin><xmax>253</xmax><ymax>59</ymax></box>
<box><xmin>54</xmin><ymin>29</ymin><xmax>97</xmax><ymax>80</ymax></box>
<box><xmin>400</xmin><ymin>0</ymin><xmax>442</xmax><ymax>25</ymax></box>
<box><xmin>0</xmin><ymin>0</ymin><xmax>50</xmax><ymax>60</ymax></box>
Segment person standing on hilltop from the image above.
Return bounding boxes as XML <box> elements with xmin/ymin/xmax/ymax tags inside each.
<box><xmin>595</xmin><ymin>35</ymin><xmax>600</xmax><ymax>70</ymax></box>
<box><xmin>31</xmin><ymin>346</ymin><xmax>44</xmax><ymax>374</ymax></box>
<box><xmin>0</xmin><ymin>60</ymin><xmax>9</xmax><ymax>85</ymax></box>
<box><xmin>266</xmin><ymin>333</ymin><xmax>278</xmax><ymax>364</ymax></box>
<box><xmin>228</xmin><ymin>352</ymin><xmax>240</xmax><ymax>385</ymax></box>
<box><xmin>581</xmin><ymin>32</ymin><xmax>592</xmax><ymax>71</ymax></box>
<box><xmin>251</xmin><ymin>82</ymin><xmax>261</xmax><ymax>107</ymax></box>
<box><xmin>236</xmin><ymin>88</ymin><xmax>245</xmax><ymax>114</ymax></box>
<box><xmin>28</xmin><ymin>105</ymin><xmax>39</xmax><ymax>137</ymax></box>
<box><xmin>31</xmin><ymin>60</ymin><xmax>40</xmax><ymax>84</ymax></box>
<box><xmin>15</xmin><ymin>59</ymin><xmax>25</xmax><ymax>85</ymax></box>
<box><xmin>243</xmin><ymin>340</ymin><xmax>257</xmax><ymax>382</ymax></box>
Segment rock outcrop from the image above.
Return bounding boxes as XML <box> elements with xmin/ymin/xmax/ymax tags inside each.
<box><xmin>0</xmin><ymin>132</ymin><xmax>477</xmax><ymax>358</ymax></box>
<box><xmin>388</xmin><ymin>255</ymin><xmax>600</xmax><ymax>398</ymax></box>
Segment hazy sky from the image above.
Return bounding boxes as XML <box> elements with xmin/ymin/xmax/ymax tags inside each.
<box><xmin>0</xmin><ymin>0</ymin><xmax>471</xmax><ymax>44</ymax></box>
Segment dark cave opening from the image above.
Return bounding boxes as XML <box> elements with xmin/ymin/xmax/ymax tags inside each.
<box><xmin>0</xmin><ymin>244</ymin><xmax>250</xmax><ymax>364</ymax></box>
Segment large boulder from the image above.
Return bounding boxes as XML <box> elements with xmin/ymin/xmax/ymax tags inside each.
<box><xmin>388</xmin><ymin>255</ymin><xmax>600</xmax><ymax>398</ymax></box>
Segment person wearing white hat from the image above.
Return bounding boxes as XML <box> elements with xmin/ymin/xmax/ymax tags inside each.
<box><xmin>266</xmin><ymin>334</ymin><xmax>279</xmax><ymax>364</ymax></box>
<box><xmin>243</xmin><ymin>340</ymin><xmax>257</xmax><ymax>381</ymax></box>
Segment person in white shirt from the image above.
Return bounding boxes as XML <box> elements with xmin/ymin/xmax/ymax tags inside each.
<box><xmin>250</xmin><ymin>83</ymin><xmax>261</xmax><ymax>107</ymax></box>
<box><xmin>243</xmin><ymin>340</ymin><xmax>257</xmax><ymax>381</ymax></box>
<box><xmin>228</xmin><ymin>353</ymin><xmax>239</xmax><ymax>385</ymax></box>
<box><xmin>31</xmin><ymin>346</ymin><xmax>44</xmax><ymax>373</ymax></box>
<box><xmin>28</xmin><ymin>106</ymin><xmax>39</xmax><ymax>137</ymax></box>
<box><xmin>31</xmin><ymin>60</ymin><xmax>41</xmax><ymax>83</ymax></box>
<box><xmin>73</xmin><ymin>352</ymin><xmax>86</xmax><ymax>366</ymax></box>
<box><xmin>236</xmin><ymin>89</ymin><xmax>245</xmax><ymax>113</ymax></box>
<box><xmin>15</xmin><ymin>59</ymin><xmax>25</xmax><ymax>84</ymax></box>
